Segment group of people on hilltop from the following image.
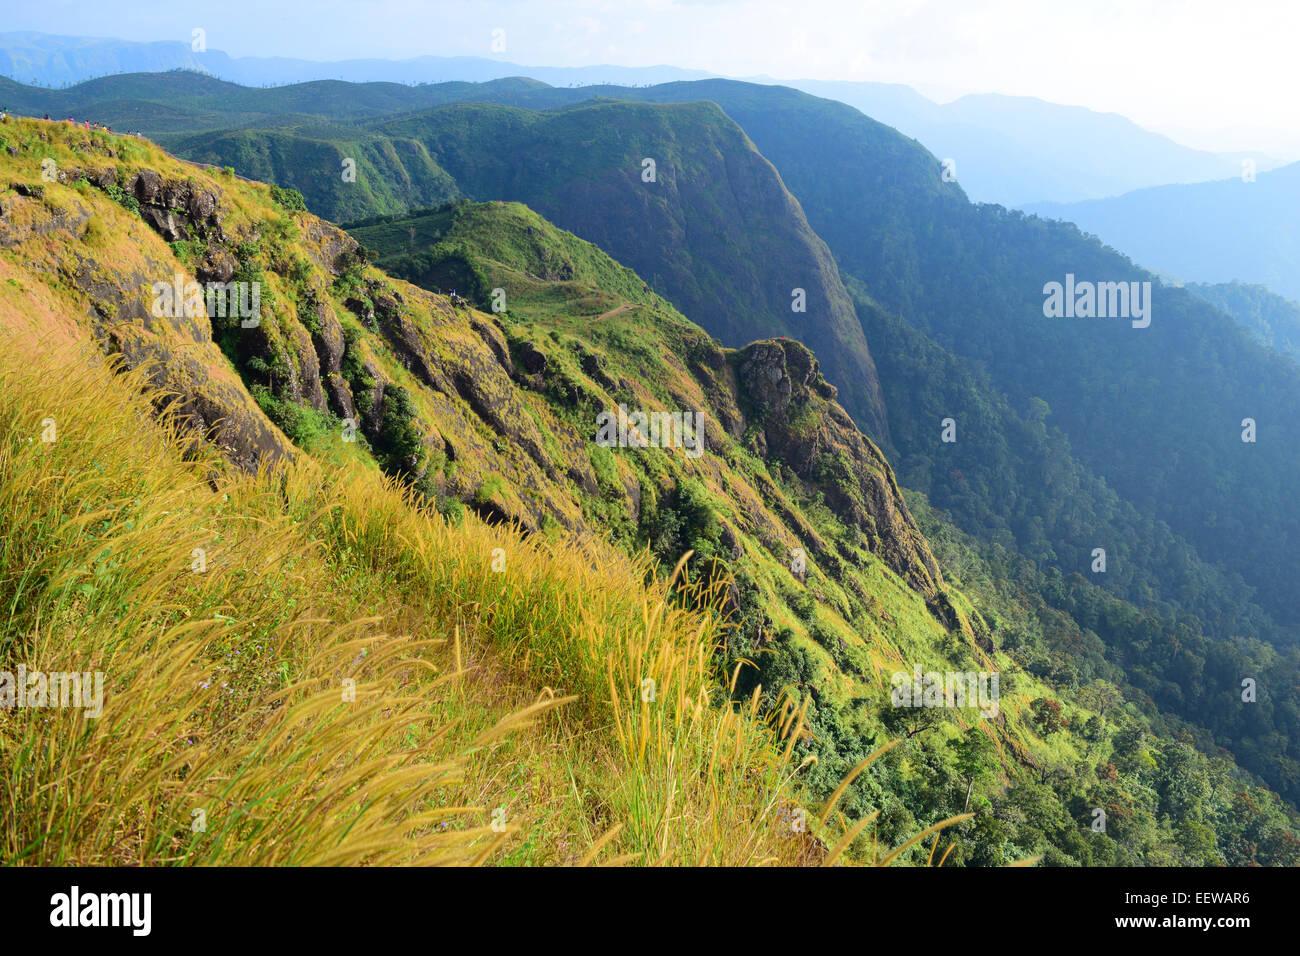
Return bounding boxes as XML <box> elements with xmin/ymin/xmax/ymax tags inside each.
<box><xmin>58</xmin><ymin>116</ymin><xmax>115</xmax><ymax>132</ymax></box>
<box><xmin>0</xmin><ymin>109</ymin><xmax>141</xmax><ymax>136</ymax></box>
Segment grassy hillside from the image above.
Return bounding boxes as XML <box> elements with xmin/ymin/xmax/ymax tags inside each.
<box><xmin>0</xmin><ymin>335</ymin><xmax>816</xmax><ymax>865</ymax></box>
<box><xmin>2</xmin><ymin>115</ymin><xmax>1296</xmax><ymax>865</ymax></box>
<box><xmin>0</xmin><ymin>115</ymin><xmax>944</xmax><ymax>866</ymax></box>
<box><xmin>171</xmin><ymin>123</ymin><xmax>460</xmax><ymax>223</ymax></box>
<box><xmin>348</xmin><ymin>199</ymin><xmax>1300</xmax><ymax>864</ymax></box>
<box><xmin>348</xmin><ymin>200</ymin><xmax>660</xmax><ymax>310</ymax></box>
<box><xmin>103</xmin><ymin>89</ymin><xmax>892</xmax><ymax>440</ymax></box>
<box><xmin>0</xmin><ymin>117</ymin><xmax>819</xmax><ymax>866</ymax></box>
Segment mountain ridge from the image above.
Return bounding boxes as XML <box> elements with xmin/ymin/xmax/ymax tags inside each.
<box><xmin>2</xmin><ymin>30</ymin><xmax>1279</xmax><ymax>206</ymax></box>
<box><xmin>1023</xmin><ymin>162</ymin><xmax>1300</xmax><ymax>301</ymax></box>
<box><xmin>5</xmin><ymin>71</ymin><xmax>1300</xmax><ymax>865</ymax></box>
<box><xmin>7</xmin><ymin>115</ymin><xmax>1299</xmax><ymax>864</ymax></box>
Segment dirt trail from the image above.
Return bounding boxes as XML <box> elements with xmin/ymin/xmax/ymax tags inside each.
<box><xmin>594</xmin><ymin>303</ymin><xmax>634</xmax><ymax>321</ymax></box>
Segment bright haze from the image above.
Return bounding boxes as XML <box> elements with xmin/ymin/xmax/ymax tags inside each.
<box><xmin>5</xmin><ymin>0</ymin><xmax>1298</xmax><ymax>158</ymax></box>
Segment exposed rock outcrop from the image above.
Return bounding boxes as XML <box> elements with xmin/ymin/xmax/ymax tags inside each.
<box><xmin>129</xmin><ymin>169</ymin><xmax>224</xmax><ymax>242</ymax></box>
<box><xmin>0</xmin><ymin>123</ymin><xmax>951</xmax><ymax>641</ymax></box>
<box><xmin>734</xmin><ymin>337</ymin><xmax>943</xmax><ymax>599</ymax></box>
<box><xmin>0</xmin><ymin>174</ymin><xmax>291</xmax><ymax>472</ymax></box>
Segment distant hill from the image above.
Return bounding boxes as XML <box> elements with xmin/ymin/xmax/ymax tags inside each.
<box><xmin>1024</xmin><ymin>163</ymin><xmax>1300</xmax><ymax>300</ymax></box>
<box><xmin>785</xmin><ymin>80</ymin><xmax>1276</xmax><ymax>206</ymax></box>
<box><xmin>0</xmin><ymin>30</ymin><xmax>711</xmax><ymax>88</ymax></box>
<box><xmin>0</xmin><ymin>71</ymin><xmax>552</xmax><ymax>133</ymax></box>
<box><xmin>1</xmin><ymin>31</ymin><xmax>1278</xmax><ymax>207</ymax></box>
<box><xmin>1187</xmin><ymin>281</ymin><xmax>1300</xmax><ymax>364</ymax></box>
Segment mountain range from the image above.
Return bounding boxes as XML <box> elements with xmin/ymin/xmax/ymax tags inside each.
<box><xmin>1</xmin><ymin>30</ymin><xmax>1282</xmax><ymax>206</ymax></box>
<box><xmin>1024</xmin><ymin>163</ymin><xmax>1300</xmax><ymax>301</ymax></box>
<box><xmin>780</xmin><ymin>79</ymin><xmax>1277</xmax><ymax>206</ymax></box>
<box><xmin>2</xmin><ymin>63</ymin><xmax>1298</xmax><ymax>867</ymax></box>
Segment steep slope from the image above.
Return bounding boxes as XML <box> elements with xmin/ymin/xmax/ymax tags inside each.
<box><xmin>1024</xmin><ymin>163</ymin><xmax>1300</xmax><ymax>301</ymax></box>
<box><xmin>854</xmin><ymin>281</ymin><xmax>1300</xmax><ymax>801</ymax></box>
<box><xmin>667</xmin><ymin>83</ymin><xmax>1300</xmax><ymax>804</ymax></box>
<box><xmin>114</xmin><ymin>90</ymin><xmax>891</xmax><ymax>440</ymax></box>
<box><xmin>0</xmin><ymin>116</ymin><xmax>849</xmax><ymax>867</ymax></box>
<box><xmin>10</xmin><ymin>75</ymin><xmax>1300</xmax><ymax>807</ymax></box>
<box><xmin>4</xmin><ymin>116</ymin><xmax>1297</xmax><ymax>865</ymax></box>
<box><xmin>435</xmin><ymin>77</ymin><xmax>1300</xmax><ymax>804</ymax></box>
<box><xmin>171</xmin><ymin>122</ymin><xmax>461</xmax><ymax>222</ymax></box>
<box><xmin>346</xmin><ymin>199</ymin><xmax>944</xmax><ymax>620</ymax></box>
<box><xmin>363</xmin><ymin>98</ymin><xmax>891</xmax><ymax>440</ymax></box>
<box><xmin>348</xmin><ymin>199</ymin><xmax>1300</xmax><ymax>862</ymax></box>
<box><xmin>0</xmin><ymin>144</ymin><xmax>292</xmax><ymax>471</ymax></box>
<box><xmin>0</xmin><ymin>114</ymin><xmax>951</xmax><ymax>740</ymax></box>
<box><xmin>0</xmin><ymin>280</ymin><xmax>805</xmax><ymax>870</ymax></box>
<box><xmin>587</xmin><ymin>82</ymin><xmax>1300</xmax><ymax>626</ymax></box>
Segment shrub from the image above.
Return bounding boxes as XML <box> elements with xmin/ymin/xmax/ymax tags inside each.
<box><xmin>270</xmin><ymin>184</ymin><xmax>308</xmax><ymax>212</ymax></box>
<box><xmin>102</xmin><ymin>181</ymin><xmax>140</xmax><ymax>214</ymax></box>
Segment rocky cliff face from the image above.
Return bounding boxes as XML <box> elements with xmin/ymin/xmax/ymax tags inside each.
<box><xmin>369</xmin><ymin>100</ymin><xmax>892</xmax><ymax>442</ymax></box>
<box><xmin>733</xmin><ymin>338</ymin><xmax>941</xmax><ymax>598</ymax></box>
<box><xmin>0</xmin><ymin>120</ymin><xmax>588</xmax><ymax>529</ymax></box>
<box><xmin>0</xmin><ymin>116</ymin><xmax>952</xmax><ymax>652</ymax></box>
<box><xmin>355</xmin><ymin>201</ymin><xmax>947</xmax><ymax>613</ymax></box>
<box><xmin>0</xmin><ymin>153</ymin><xmax>291</xmax><ymax>471</ymax></box>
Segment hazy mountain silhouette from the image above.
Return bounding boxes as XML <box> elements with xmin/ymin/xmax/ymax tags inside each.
<box><xmin>1025</xmin><ymin>162</ymin><xmax>1300</xmax><ymax>300</ymax></box>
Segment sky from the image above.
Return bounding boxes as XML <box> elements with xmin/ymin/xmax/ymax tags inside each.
<box><xmin>8</xmin><ymin>0</ymin><xmax>1300</xmax><ymax>156</ymax></box>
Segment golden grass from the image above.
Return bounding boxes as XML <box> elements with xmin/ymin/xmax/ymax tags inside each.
<box><xmin>0</xmin><ymin>115</ymin><xmax>988</xmax><ymax>867</ymax></box>
<box><xmin>0</xmin><ymin>333</ymin><xmax>809</xmax><ymax>865</ymax></box>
